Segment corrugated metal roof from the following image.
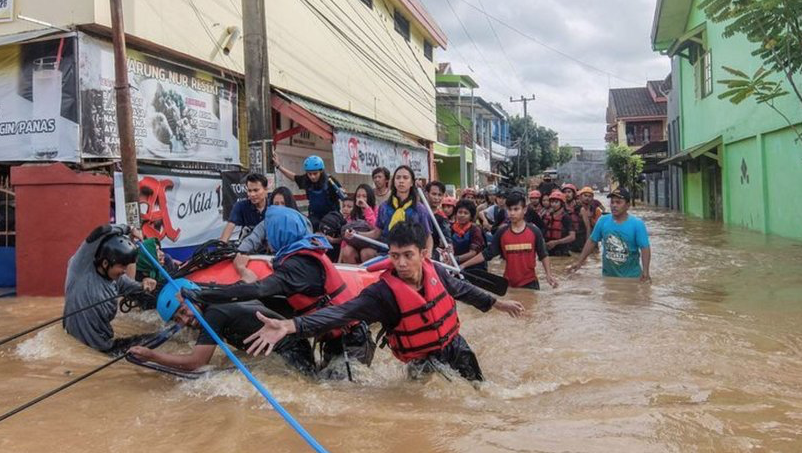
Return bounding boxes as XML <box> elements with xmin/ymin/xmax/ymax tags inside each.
<box><xmin>609</xmin><ymin>87</ymin><xmax>667</xmax><ymax>119</ymax></box>
<box><xmin>279</xmin><ymin>90</ymin><xmax>424</xmax><ymax>150</ymax></box>
<box><xmin>0</xmin><ymin>29</ymin><xmax>69</xmax><ymax>47</ymax></box>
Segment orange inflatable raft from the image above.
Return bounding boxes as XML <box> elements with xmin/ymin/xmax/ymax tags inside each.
<box><xmin>186</xmin><ymin>255</ymin><xmax>382</xmax><ymax>291</ymax></box>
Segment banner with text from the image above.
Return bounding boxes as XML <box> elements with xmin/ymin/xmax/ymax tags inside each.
<box><xmin>114</xmin><ymin>166</ymin><xmax>224</xmax><ymax>249</ymax></box>
<box><xmin>0</xmin><ymin>36</ymin><xmax>80</xmax><ymax>161</ymax></box>
<box><xmin>81</xmin><ymin>35</ymin><xmax>239</xmax><ymax>164</ymax></box>
<box><xmin>332</xmin><ymin>130</ymin><xmax>429</xmax><ymax>179</ymax></box>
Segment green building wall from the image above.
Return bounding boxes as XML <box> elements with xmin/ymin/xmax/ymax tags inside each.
<box><xmin>673</xmin><ymin>0</ymin><xmax>802</xmax><ymax>241</ymax></box>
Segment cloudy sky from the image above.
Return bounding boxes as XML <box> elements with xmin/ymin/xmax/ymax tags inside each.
<box><xmin>419</xmin><ymin>0</ymin><xmax>671</xmax><ymax>150</ymax></box>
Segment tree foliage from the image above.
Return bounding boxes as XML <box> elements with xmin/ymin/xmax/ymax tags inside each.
<box><xmin>508</xmin><ymin>115</ymin><xmax>559</xmax><ymax>184</ymax></box>
<box><xmin>606</xmin><ymin>144</ymin><xmax>644</xmax><ymax>201</ymax></box>
<box><xmin>699</xmin><ymin>0</ymin><xmax>802</xmax><ymax>140</ymax></box>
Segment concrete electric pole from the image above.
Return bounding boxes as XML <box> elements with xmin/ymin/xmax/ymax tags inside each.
<box><xmin>510</xmin><ymin>95</ymin><xmax>536</xmax><ymax>183</ymax></box>
<box><xmin>110</xmin><ymin>0</ymin><xmax>140</xmax><ymax>226</ymax></box>
<box><xmin>242</xmin><ymin>0</ymin><xmax>274</xmax><ymax>174</ymax></box>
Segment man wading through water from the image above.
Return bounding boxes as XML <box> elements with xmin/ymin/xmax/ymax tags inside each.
<box><xmin>568</xmin><ymin>188</ymin><xmax>652</xmax><ymax>282</ymax></box>
<box><xmin>242</xmin><ymin>221</ymin><xmax>525</xmax><ymax>382</ymax></box>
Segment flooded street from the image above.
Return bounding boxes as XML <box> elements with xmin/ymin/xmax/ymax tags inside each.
<box><xmin>2</xmin><ymin>205</ymin><xmax>802</xmax><ymax>452</ymax></box>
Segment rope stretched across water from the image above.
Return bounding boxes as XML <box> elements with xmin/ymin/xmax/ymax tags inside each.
<box><xmin>138</xmin><ymin>244</ymin><xmax>329</xmax><ymax>453</ymax></box>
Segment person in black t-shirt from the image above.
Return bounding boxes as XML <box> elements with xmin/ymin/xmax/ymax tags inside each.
<box><xmin>128</xmin><ymin>300</ymin><xmax>315</xmax><ymax>375</ymax></box>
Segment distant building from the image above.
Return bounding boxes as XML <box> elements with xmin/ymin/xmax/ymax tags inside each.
<box><xmin>556</xmin><ymin>148</ymin><xmax>609</xmax><ymax>190</ymax></box>
<box><xmin>606</xmin><ymin>78</ymin><xmax>677</xmax><ymax>208</ymax></box>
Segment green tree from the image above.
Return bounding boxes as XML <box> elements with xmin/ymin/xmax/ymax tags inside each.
<box><xmin>699</xmin><ymin>0</ymin><xmax>802</xmax><ymax>141</ymax></box>
<box><xmin>509</xmin><ymin>115</ymin><xmax>559</xmax><ymax>183</ymax></box>
<box><xmin>606</xmin><ymin>144</ymin><xmax>644</xmax><ymax>205</ymax></box>
<box><xmin>557</xmin><ymin>145</ymin><xmax>576</xmax><ymax>166</ymax></box>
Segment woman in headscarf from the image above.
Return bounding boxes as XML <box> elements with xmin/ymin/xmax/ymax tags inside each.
<box><xmin>182</xmin><ymin>206</ymin><xmax>374</xmax><ymax>376</ymax></box>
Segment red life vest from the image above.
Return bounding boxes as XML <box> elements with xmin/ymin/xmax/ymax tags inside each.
<box><xmin>567</xmin><ymin>202</ymin><xmax>581</xmax><ymax>230</ymax></box>
<box><xmin>366</xmin><ymin>258</ymin><xmax>460</xmax><ymax>362</ymax></box>
<box><xmin>280</xmin><ymin>249</ymin><xmax>357</xmax><ymax>339</ymax></box>
<box><xmin>544</xmin><ymin>210</ymin><xmax>566</xmax><ymax>241</ymax></box>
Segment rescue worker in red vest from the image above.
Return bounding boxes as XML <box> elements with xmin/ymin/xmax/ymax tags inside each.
<box><xmin>180</xmin><ymin>206</ymin><xmax>374</xmax><ymax>377</ymax></box>
<box><xmin>543</xmin><ymin>191</ymin><xmax>576</xmax><ymax>257</ymax></box>
<box><xmin>562</xmin><ymin>183</ymin><xmax>586</xmax><ymax>253</ymax></box>
<box><xmin>241</xmin><ymin>220</ymin><xmax>525</xmax><ymax>382</ymax></box>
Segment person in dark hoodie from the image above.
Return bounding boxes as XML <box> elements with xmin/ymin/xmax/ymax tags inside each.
<box><xmin>240</xmin><ymin>221</ymin><xmax>525</xmax><ymax>382</ymax></box>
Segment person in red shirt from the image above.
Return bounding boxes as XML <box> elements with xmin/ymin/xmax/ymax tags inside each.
<box><xmin>462</xmin><ymin>192</ymin><xmax>558</xmax><ymax>290</ymax></box>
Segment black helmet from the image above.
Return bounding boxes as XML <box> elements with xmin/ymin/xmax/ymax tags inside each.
<box><xmin>319</xmin><ymin>211</ymin><xmax>346</xmax><ymax>238</ymax></box>
<box><xmin>94</xmin><ymin>234</ymin><xmax>138</xmax><ymax>268</ymax></box>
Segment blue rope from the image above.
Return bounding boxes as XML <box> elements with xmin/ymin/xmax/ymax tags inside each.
<box><xmin>138</xmin><ymin>244</ymin><xmax>328</xmax><ymax>453</ymax></box>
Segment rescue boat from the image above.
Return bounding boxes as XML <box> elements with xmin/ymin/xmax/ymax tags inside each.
<box><xmin>185</xmin><ymin>255</ymin><xmax>382</xmax><ymax>290</ymax></box>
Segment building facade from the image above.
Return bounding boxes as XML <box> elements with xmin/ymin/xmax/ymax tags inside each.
<box><xmin>653</xmin><ymin>0</ymin><xmax>802</xmax><ymax>240</ymax></box>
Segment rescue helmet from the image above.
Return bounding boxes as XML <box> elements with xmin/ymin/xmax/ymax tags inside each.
<box><xmin>303</xmin><ymin>155</ymin><xmax>325</xmax><ymax>172</ymax></box>
<box><xmin>462</xmin><ymin>188</ymin><xmax>476</xmax><ymax>197</ymax></box>
<box><xmin>442</xmin><ymin>196</ymin><xmax>457</xmax><ymax>207</ymax></box>
<box><xmin>156</xmin><ymin>278</ymin><xmax>200</xmax><ymax>322</ymax></box>
<box><xmin>486</xmin><ymin>184</ymin><xmax>499</xmax><ymax>196</ymax></box>
<box><xmin>529</xmin><ymin>190</ymin><xmax>541</xmax><ymax>199</ymax></box>
<box><xmin>561</xmin><ymin>183</ymin><xmax>577</xmax><ymax>193</ymax></box>
<box><xmin>547</xmin><ymin>190</ymin><xmax>566</xmax><ymax>203</ymax></box>
<box><xmin>94</xmin><ymin>234</ymin><xmax>138</xmax><ymax>268</ymax></box>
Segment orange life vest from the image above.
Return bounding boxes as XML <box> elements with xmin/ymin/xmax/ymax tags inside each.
<box><xmin>280</xmin><ymin>249</ymin><xmax>357</xmax><ymax>339</ymax></box>
<box><xmin>367</xmin><ymin>258</ymin><xmax>460</xmax><ymax>362</ymax></box>
<box><xmin>544</xmin><ymin>209</ymin><xmax>567</xmax><ymax>241</ymax></box>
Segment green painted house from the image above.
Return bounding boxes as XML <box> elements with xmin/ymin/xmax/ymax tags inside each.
<box><xmin>652</xmin><ymin>0</ymin><xmax>802</xmax><ymax>241</ymax></box>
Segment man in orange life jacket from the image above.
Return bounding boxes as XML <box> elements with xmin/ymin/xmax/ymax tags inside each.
<box><xmin>241</xmin><ymin>221</ymin><xmax>525</xmax><ymax>382</ymax></box>
<box><xmin>180</xmin><ymin>206</ymin><xmax>375</xmax><ymax>376</ymax></box>
<box><xmin>462</xmin><ymin>191</ymin><xmax>558</xmax><ymax>290</ymax></box>
<box><xmin>561</xmin><ymin>183</ymin><xmax>586</xmax><ymax>253</ymax></box>
<box><xmin>542</xmin><ymin>191</ymin><xmax>576</xmax><ymax>257</ymax></box>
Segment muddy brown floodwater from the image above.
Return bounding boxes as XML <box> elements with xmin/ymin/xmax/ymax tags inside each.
<box><xmin>2</xmin><ymin>205</ymin><xmax>802</xmax><ymax>452</ymax></box>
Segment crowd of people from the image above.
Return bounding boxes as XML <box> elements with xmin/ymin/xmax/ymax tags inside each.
<box><xmin>60</xmin><ymin>154</ymin><xmax>652</xmax><ymax>384</ymax></box>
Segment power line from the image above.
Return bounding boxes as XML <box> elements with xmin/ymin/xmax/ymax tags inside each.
<box><xmin>457</xmin><ymin>0</ymin><xmax>641</xmax><ymax>85</ymax></box>
<box><xmin>476</xmin><ymin>0</ymin><xmax>524</xmax><ymax>92</ymax></box>
<box><xmin>444</xmin><ymin>0</ymin><xmax>506</xmax><ymax>83</ymax></box>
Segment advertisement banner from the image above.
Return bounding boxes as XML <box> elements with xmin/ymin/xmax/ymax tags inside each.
<box><xmin>114</xmin><ymin>165</ymin><xmax>224</xmax><ymax>249</ymax></box>
<box><xmin>332</xmin><ymin>130</ymin><xmax>429</xmax><ymax>179</ymax></box>
<box><xmin>0</xmin><ymin>36</ymin><xmax>79</xmax><ymax>161</ymax></box>
<box><xmin>81</xmin><ymin>35</ymin><xmax>239</xmax><ymax>164</ymax></box>
<box><xmin>221</xmin><ymin>170</ymin><xmax>248</xmax><ymax>220</ymax></box>
<box><xmin>0</xmin><ymin>0</ymin><xmax>13</xmax><ymax>23</ymax></box>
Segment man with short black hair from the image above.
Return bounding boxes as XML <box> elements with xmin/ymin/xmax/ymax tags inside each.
<box><xmin>462</xmin><ymin>192</ymin><xmax>557</xmax><ymax>290</ymax></box>
<box><xmin>242</xmin><ymin>221</ymin><xmax>525</xmax><ymax>382</ymax></box>
<box><xmin>425</xmin><ymin>180</ymin><xmax>452</xmax><ymax>258</ymax></box>
<box><xmin>568</xmin><ymin>188</ymin><xmax>651</xmax><ymax>282</ymax></box>
<box><xmin>220</xmin><ymin>173</ymin><xmax>268</xmax><ymax>242</ymax></box>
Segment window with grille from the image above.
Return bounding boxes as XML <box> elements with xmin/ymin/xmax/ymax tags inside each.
<box><xmin>424</xmin><ymin>40</ymin><xmax>433</xmax><ymax>61</ymax></box>
<box><xmin>394</xmin><ymin>9</ymin><xmax>410</xmax><ymax>41</ymax></box>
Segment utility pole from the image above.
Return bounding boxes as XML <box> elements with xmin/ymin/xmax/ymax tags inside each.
<box><xmin>510</xmin><ymin>95</ymin><xmax>535</xmax><ymax>185</ymax></box>
<box><xmin>110</xmin><ymin>0</ymin><xmax>139</xmax><ymax>227</ymax></box>
<box><xmin>242</xmin><ymin>0</ymin><xmax>273</xmax><ymax>174</ymax></box>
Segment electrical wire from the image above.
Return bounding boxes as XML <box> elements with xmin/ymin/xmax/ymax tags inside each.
<box><xmin>186</xmin><ymin>0</ymin><xmax>244</xmax><ymax>73</ymax></box>
<box><xmin>298</xmin><ymin>0</ymin><xmax>436</xmax><ymax>116</ymax></box>
<box><xmin>444</xmin><ymin>0</ymin><xmax>507</xmax><ymax>83</ymax></box>
<box><xmin>476</xmin><ymin>0</ymin><xmax>525</xmax><ymax>92</ymax></box>
<box><xmin>457</xmin><ymin>0</ymin><xmax>641</xmax><ymax>85</ymax></box>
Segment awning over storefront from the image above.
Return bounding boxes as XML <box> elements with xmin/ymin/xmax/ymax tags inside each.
<box><xmin>272</xmin><ymin>90</ymin><xmax>430</xmax><ymax>178</ymax></box>
<box><xmin>660</xmin><ymin>136</ymin><xmax>721</xmax><ymax>166</ymax></box>
<box><xmin>433</xmin><ymin>142</ymin><xmax>472</xmax><ymax>164</ymax></box>
<box><xmin>272</xmin><ymin>89</ymin><xmax>422</xmax><ymax>149</ymax></box>
<box><xmin>0</xmin><ymin>29</ymin><xmax>69</xmax><ymax>47</ymax></box>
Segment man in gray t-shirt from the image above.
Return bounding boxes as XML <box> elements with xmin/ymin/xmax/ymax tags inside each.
<box><xmin>63</xmin><ymin>224</ymin><xmax>156</xmax><ymax>352</ymax></box>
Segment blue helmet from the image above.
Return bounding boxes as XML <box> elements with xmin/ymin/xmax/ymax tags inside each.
<box><xmin>156</xmin><ymin>278</ymin><xmax>200</xmax><ymax>322</ymax></box>
<box><xmin>303</xmin><ymin>155</ymin><xmax>325</xmax><ymax>172</ymax></box>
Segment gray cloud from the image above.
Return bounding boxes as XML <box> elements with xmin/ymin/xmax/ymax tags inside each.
<box><xmin>420</xmin><ymin>0</ymin><xmax>669</xmax><ymax>149</ymax></box>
